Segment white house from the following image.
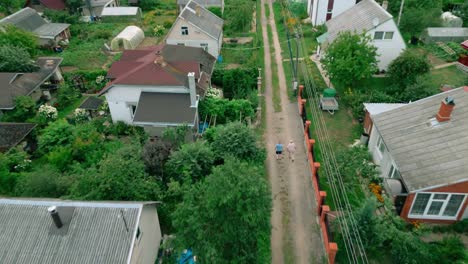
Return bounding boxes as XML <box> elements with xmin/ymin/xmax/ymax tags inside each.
<box><xmin>366</xmin><ymin>87</ymin><xmax>468</xmax><ymax>223</ymax></box>
<box><xmin>165</xmin><ymin>0</ymin><xmax>223</xmax><ymax>59</ymax></box>
<box><xmin>99</xmin><ymin>44</ymin><xmax>215</xmax><ymax>136</ymax></box>
<box><xmin>307</xmin><ymin>0</ymin><xmax>358</xmax><ymax>26</ymax></box>
<box><xmin>316</xmin><ymin>0</ymin><xmax>405</xmax><ymax>71</ymax></box>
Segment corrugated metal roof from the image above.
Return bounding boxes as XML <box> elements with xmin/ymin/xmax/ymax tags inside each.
<box><xmin>179</xmin><ymin>0</ymin><xmax>223</xmax><ymax>40</ymax></box>
<box><xmin>372</xmin><ymin>87</ymin><xmax>468</xmax><ymax>192</ymax></box>
<box><xmin>0</xmin><ymin>199</ymin><xmax>143</xmax><ymax>264</ymax></box>
<box><xmin>101</xmin><ymin>7</ymin><xmax>141</xmax><ymax>16</ymax></box>
<box><xmin>177</xmin><ymin>0</ymin><xmax>222</xmax><ymax>6</ymax></box>
<box><xmin>325</xmin><ymin>0</ymin><xmax>392</xmax><ymax>44</ymax></box>
<box><xmin>0</xmin><ymin>123</ymin><xmax>36</xmax><ymax>152</ymax></box>
<box><xmin>33</xmin><ymin>23</ymin><xmax>70</xmax><ymax>38</ymax></box>
<box><xmin>133</xmin><ymin>92</ymin><xmax>196</xmax><ymax>124</ymax></box>
<box><xmin>363</xmin><ymin>103</ymin><xmax>407</xmax><ymax>116</ymax></box>
<box><xmin>426</xmin><ymin>27</ymin><xmax>468</xmax><ymax>37</ymax></box>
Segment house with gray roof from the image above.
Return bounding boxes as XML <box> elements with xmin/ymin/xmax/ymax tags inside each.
<box><xmin>367</xmin><ymin>87</ymin><xmax>468</xmax><ymax>223</ymax></box>
<box><xmin>0</xmin><ymin>57</ymin><xmax>63</xmax><ymax>112</ymax></box>
<box><xmin>316</xmin><ymin>0</ymin><xmax>406</xmax><ymax>71</ymax></box>
<box><xmin>177</xmin><ymin>0</ymin><xmax>224</xmax><ymax>13</ymax></box>
<box><xmin>0</xmin><ymin>198</ymin><xmax>161</xmax><ymax>264</ymax></box>
<box><xmin>0</xmin><ymin>123</ymin><xmax>37</xmax><ymax>152</ymax></box>
<box><xmin>99</xmin><ymin>44</ymin><xmax>216</xmax><ymax>136</ymax></box>
<box><xmin>166</xmin><ymin>0</ymin><xmax>224</xmax><ymax>58</ymax></box>
<box><xmin>0</xmin><ymin>7</ymin><xmax>70</xmax><ymax>47</ymax></box>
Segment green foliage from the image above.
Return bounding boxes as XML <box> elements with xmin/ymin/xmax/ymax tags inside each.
<box><xmin>162</xmin><ymin>125</ymin><xmax>189</xmax><ymax>149</ymax></box>
<box><xmin>341</xmin><ymin>88</ymin><xmax>396</xmax><ymax>119</ymax></box>
<box><xmin>142</xmin><ymin>139</ymin><xmax>173</xmax><ymax>178</ymax></box>
<box><xmin>38</xmin><ymin>120</ymin><xmax>74</xmax><ymax>154</ymax></box>
<box><xmin>0</xmin><ymin>150</ymin><xmax>29</xmax><ymax>194</ymax></box>
<box><xmin>47</xmin><ymin>147</ymin><xmax>73</xmax><ymax>172</ymax></box>
<box><xmin>65</xmin><ymin>0</ymin><xmax>83</xmax><ymax>14</ymax></box>
<box><xmin>0</xmin><ymin>25</ymin><xmax>38</xmax><ymax>56</ymax></box>
<box><xmin>388</xmin><ymin>50</ymin><xmax>431</xmax><ymax>88</ymax></box>
<box><xmin>0</xmin><ymin>0</ymin><xmax>22</xmax><ymax>14</ymax></box>
<box><xmin>397</xmin><ymin>75</ymin><xmax>438</xmax><ymax>102</ymax></box>
<box><xmin>166</xmin><ymin>141</ymin><xmax>215</xmax><ymax>183</ymax></box>
<box><xmin>426</xmin><ymin>42</ymin><xmax>468</xmax><ymax>62</ymax></box>
<box><xmin>63</xmin><ymin>69</ymin><xmax>107</xmax><ymax>93</ymax></box>
<box><xmin>2</xmin><ymin>96</ymin><xmax>36</xmax><ymax>122</ymax></box>
<box><xmin>336</xmin><ymin>146</ymin><xmax>379</xmax><ymax>181</ymax></box>
<box><xmin>70</xmin><ymin>123</ymin><xmax>105</xmax><ymax>165</ymax></box>
<box><xmin>0</xmin><ymin>45</ymin><xmax>39</xmax><ymax>72</ymax></box>
<box><xmin>222</xmin><ymin>68</ymin><xmax>257</xmax><ymax>99</ymax></box>
<box><xmin>206</xmin><ymin>122</ymin><xmax>263</xmax><ymax>162</ymax></box>
<box><xmin>70</xmin><ymin>144</ymin><xmax>160</xmax><ymax>200</ymax></box>
<box><xmin>56</xmin><ymin>84</ymin><xmax>81</xmax><ymax>110</ymax></box>
<box><xmin>289</xmin><ymin>2</ymin><xmax>308</xmax><ymax>19</ymax></box>
<box><xmin>207</xmin><ymin>7</ymin><xmax>222</xmax><ymax>18</ymax></box>
<box><xmin>43</xmin><ymin>9</ymin><xmax>80</xmax><ymax>24</ymax></box>
<box><xmin>198</xmin><ymin>97</ymin><xmax>255</xmax><ymax>124</ymax></box>
<box><xmin>139</xmin><ymin>0</ymin><xmax>158</xmax><ymax>11</ymax></box>
<box><xmin>321</xmin><ymin>32</ymin><xmax>378</xmax><ymax>88</ymax></box>
<box><xmin>172</xmin><ymin>158</ymin><xmax>271</xmax><ymax>263</ymax></box>
<box><xmin>224</xmin><ymin>0</ymin><xmax>254</xmax><ymax>33</ymax></box>
<box><xmin>431</xmin><ymin>219</ymin><xmax>468</xmax><ymax>234</ymax></box>
<box><xmin>163</xmin><ymin>20</ymin><xmax>173</xmax><ymax>29</ymax></box>
<box><xmin>460</xmin><ymin>1</ymin><xmax>468</xmax><ymax>27</ymax></box>
<box><xmin>15</xmin><ymin>166</ymin><xmax>70</xmax><ymax>197</ymax></box>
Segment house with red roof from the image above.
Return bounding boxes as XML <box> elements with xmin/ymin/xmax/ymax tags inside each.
<box><xmin>24</xmin><ymin>0</ymin><xmax>66</xmax><ymax>11</ymax></box>
<box><xmin>100</xmin><ymin>44</ymin><xmax>215</xmax><ymax>136</ymax></box>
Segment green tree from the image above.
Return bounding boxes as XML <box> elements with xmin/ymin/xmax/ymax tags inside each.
<box><xmin>0</xmin><ymin>0</ymin><xmax>22</xmax><ymax>14</ymax></box>
<box><xmin>56</xmin><ymin>83</ymin><xmax>81</xmax><ymax>110</ymax></box>
<box><xmin>206</xmin><ymin>122</ymin><xmax>263</xmax><ymax>162</ymax></box>
<box><xmin>207</xmin><ymin>7</ymin><xmax>222</xmax><ymax>18</ymax></box>
<box><xmin>0</xmin><ymin>45</ymin><xmax>39</xmax><ymax>72</ymax></box>
<box><xmin>38</xmin><ymin>120</ymin><xmax>75</xmax><ymax>154</ymax></box>
<box><xmin>15</xmin><ymin>166</ymin><xmax>70</xmax><ymax>197</ymax></box>
<box><xmin>71</xmin><ymin>144</ymin><xmax>160</xmax><ymax>201</ymax></box>
<box><xmin>162</xmin><ymin>125</ymin><xmax>189</xmax><ymax>149</ymax></box>
<box><xmin>388</xmin><ymin>50</ymin><xmax>431</xmax><ymax>88</ymax></box>
<box><xmin>138</xmin><ymin>0</ymin><xmax>158</xmax><ymax>11</ymax></box>
<box><xmin>3</xmin><ymin>96</ymin><xmax>36</xmax><ymax>122</ymax></box>
<box><xmin>43</xmin><ymin>9</ymin><xmax>80</xmax><ymax>24</ymax></box>
<box><xmin>224</xmin><ymin>0</ymin><xmax>253</xmax><ymax>33</ymax></box>
<box><xmin>65</xmin><ymin>0</ymin><xmax>84</xmax><ymax>14</ymax></box>
<box><xmin>321</xmin><ymin>32</ymin><xmax>378</xmax><ymax>88</ymax></box>
<box><xmin>222</xmin><ymin>68</ymin><xmax>257</xmax><ymax>99</ymax></box>
<box><xmin>142</xmin><ymin>139</ymin><xmax>173</xmax><ymax>178</ymax></box>
<box><xmin>166</xmin><ymin>141</ymin><xmax>215</xmax><ymax>183</ymax></box>
<box><xmin>0</xmin><ymin>25</ymin><xmax>38</xmax><ymax>56</ymax></box>
<box><xmin>172</xmin><ymin>158</ymin><xmax>271</xmax><ymax>263</ymax></box>
<box><xmin>461</xmin><ymin>1</ymin><xmax>468</xmax><ymax>27</ymax></box>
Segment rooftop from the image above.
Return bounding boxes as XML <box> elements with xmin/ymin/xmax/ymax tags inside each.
<box><xmin>178</xmin><ymin>0</ymin><xmax>224</xmax><ymax>40</ymax></box>
<box><xmin>426</xmin><ymin>27</ymin><xmax>468</xmax><ymax>37</ymax></box>
<box><xmin>363</xmin><ymin>103</ymin><xmax>407</xmax><ymax>116</ymax></box>
<box><xmin>372</xmin><ymin>87</ymin><xmax>468</xmax><ymax>192</ymax></box>
<box><xmin>79</xmin><ymin>96</ymin><xmax>104</xmax><ymax>110</ymax></box>
<box><xmin>0</xmin><ymin>123</ymin><xmax>36</xmax><ymax>152</ymax></box>
<box><xmin>325</xmin><ymin>0</ymin><xmax>393</xmax><ymax>44</ymax></box>
<box><xmin>177</xmin><ymin>0</ymin><xmax>223</xmax><ymax>6</ymax></box>
<box><xmin>0</xmin><ymin>198</ymin><xmax>153</xmax><ymax>264</ymax></box>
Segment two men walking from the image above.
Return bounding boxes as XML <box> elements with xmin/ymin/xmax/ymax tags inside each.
<box><xmin>275</xmin><ymin>140</ymin><xmax>296</xmax><ymax>162</ymax></box>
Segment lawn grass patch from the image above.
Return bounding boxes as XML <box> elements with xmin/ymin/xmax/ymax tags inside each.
<box><xmin>430</xmin><ymin>65</ymin><xmax>467</xmax><ymax>88</ymax></box>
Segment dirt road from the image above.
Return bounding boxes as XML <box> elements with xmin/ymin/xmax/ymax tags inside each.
<box><xmin>260</xmin><ymin>0</ymin><xmax>325</xmax><ymax>263</ymax></box>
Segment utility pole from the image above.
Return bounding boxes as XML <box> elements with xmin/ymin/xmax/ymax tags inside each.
<box><xmin>397</xmin><ymin>0</ymin><xmax>405</xmax><ymax>26</ymax></box>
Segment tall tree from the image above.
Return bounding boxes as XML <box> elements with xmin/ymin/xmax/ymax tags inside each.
<box><xmin>0</xmin><ymin>25</ymin><xmax>38</xmax><ymax>56</ymax></box>
<box><xmin>172</xmin><ymin>158</ymin><xmax>271</xmax><ymax>263</ymax></box>
<box><xmin>321</xmin><ymin>32</ymin><xmax>378</xmax><ymax>88</ymax></box>
<box><xmin>0</xmin><ymin>45</ymin><xmax>39</xmax><ymax>72</ymax></box>
<box><xmin>224</xmin><ymin>0</ymin><xmax>253</xmax><ymax>32</ymax></box>
<box><xmin>0</xmin><ymin>0</ymin><xmax>22</xmax><ymax>14</ymax></box>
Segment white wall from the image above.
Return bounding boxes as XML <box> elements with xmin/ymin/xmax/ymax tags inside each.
<box><xmin>366</xmin><ymin>19</ymin><xmax>406</xmax><ymax>70</ymax></box>
<box><xmin>129</xmin><ymin>205</ymin><xmax>162</xmax><ymax>264</ymax></box>
<box><xmin>310</xmin><ymin>0</ymin><xmax>356</xmax><ymax>26</ymax></box>
<box><xmin>105</xmin><ymin>85</ymin><xmax>188</xmax><ymax>124</ymax></box>
<box><xmin>368</xmin><ymin>125</ymin><xmax>396</xmax><ymax>179</ymax></box>
<box><xmin>166</xmin><ymin>19</ymin><xmax>221</xmax><ymax>58</ymax></box>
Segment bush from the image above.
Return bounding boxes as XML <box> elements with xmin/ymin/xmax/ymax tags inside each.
<box><xmin>388</xmin><ymin>50</ymin><xmax>431</xmax><ymax>88</ymax></box>
<box><xmin>198</xmin><ymin>97</ymin><xmax>255</xmax><ymax>124</ymax></box>
<box><xmin>15</xmin><ymin>166</ymin><xmax>70</xmax><ymax>197</ymax></box>
<box><xmin>139</xmin><ymin>0</ymin><xmax>157</xmax><ymax>11</ymax></box>
<box><xmin>37</xmin><ymin>104</ymin><xmax>58</xmax><ymax>123</ymax></box>
<box><xmin>63</xmin><ymin>69</ymin><xmax>107</xmax><ymax>93</ymax></box>
<box><xmin>163</xmin><ymin>20</ymin><xmax>173</xmax><ymax>29</ymax></box>
<box><xmin>142</xmin><ymin>139</ymin><xmax>173</xmax><ymax>178</ymax></box>
<box><xmin>397</xmin><ymin>75</ymin><xmax>438</xmax><ymax>102</ymax></box>
<box><xmin>2</xmin><ymin>96</ymin><xmax>36</xmax><ymax>122</ymax></box>
<box><xmin>56</xmin><ymin>84</ymin><xmax>81</xmax><ymax>110</ymax></box>
<box><xmin>0</xmin><ymin>25</ymin><xmax>38</xmax><ymax>56</ymax></box>
<box><xmin>207</xmin><ymin>7</ymin><xmax>222</xmax><ymax>18</ymax></box>
<box><xmin>222</xmin><ymin>68</ymin><xmax>257</xmax><ymax>99</ymax></box>
<box><xmin>0</xmin><ymin>45</ymin><xmax>39</xmax><ymax>72</ymax></box>
<box><xmin>38</xmin><ymin>120</ymin><xmax>75</xmax><ymax>154</ymax></box>
<box><xmin>47</xmin><ymin>147</ymin><xmax>73</xmax><ymax>172</ymax></box>
<box><xmin>43</xmin><ymin>9</ymin><xmax>80</xmax><ymax>24</ymax></box>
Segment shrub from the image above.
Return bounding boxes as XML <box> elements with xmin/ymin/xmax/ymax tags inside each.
<box><xmin>63</xmin><ymin>69</ymin><xmax>107</xmax><ymax>93</ymax></box>
<box><xmin>56</xmin><ymin>84</ymin><xmax>81</xmax><ymax>110</ymax></box>
<box><xmin>0</xmin><ymin>25</ymin><xmax>38</xmax><ymax>56</ymax></box>
<box><xmin>388</xmin><ymin>50</ymin><xmax>431</xmax><ymax>88</ymax></box>
<box><xmin>43</xmin><ymin>9</ymin><xmax>80</xmax><ymax>24</ymax></box>
<box><xmin>139</xmin><ymin>0</ymin><xmax>157</xmax><ymax>11</ymax></box>
<box><xmin>38</xmin><ymin>104</ymin><xmax>58</xmax><ymax>123</ymax></box>
<box><xmin>73</xmin><ymin>108</ymin><xmax>89</xmax><ymax>123</ymax></box>
<box><xmin>163</xmin><ymin>20</ymin><xmax>173</xmax><ymax>29</ymax></box>
<box><xmin>0</xmin><ymin>45</ymin><xmax>39</xmax><ymax>72</ymax></box>
<box><xmin>222</xmin><ymin>68</ymin><xmax>257</xmax><ymax>99</ymax></box>
<box><xmin>3</xmin><ymin>96</ymin><xmax>36</xmax><ymax>122</ymax></box>
<box><xmin>15</xmin><ymin>166</ymin><xmax>70</xmax><ymax>197</ymax></box>
<box><xmin>142</xmin><ymin>139</ymin><xmax>173</xmax><ymax>178</ymax></box>
<box><xmin>153</xmin><ymin>25</ymin><xmax>165</xmax><ymax>37</ymax></box>
<box><xmin>47</xmin><ymin>147</ymin><xmax>73</xmax><ymax>172</ymax></box>
<box><xmin>38</xmin><ymin>120</ymin><xmax>74</xmax><ymax>154</ymax></box>
<box><xmin>207</xmin><ymin>7</ymin><xmax>222</xmax><ymax>18</ymax></box>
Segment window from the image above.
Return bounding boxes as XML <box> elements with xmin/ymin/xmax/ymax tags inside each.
<box><xmin>128</xmin><ymin>103</ymin><xmax>137</xmax><ymax>117</ymax></box>
<box><xmin>181</xmin><ymin>26</ymin><xmax>188</xmax><ymax>35</ymax></box>
<box><xmin>177</xmin><ymin>43</ymin><xmax>185</xmax><ymax>46</ymax></box>
<box><xmin>374</xmin><ymin>31</ymin><xmax>394</xmax><ymax>40</ymax></box>
<box><xmin>387</xmin><ymin>164</ymin><xmax>400</xmax><ymax>179</ymax></box>
<box><xmin>409</xmin><ymin>192</ymin><xmax>467</xmax><ymax>219</ymax></box>
<box><xmin>200</xmin><ymin>43</ymin><xmax>208</xmax><ymax>51</ymax></box>
<box><xmin>376</xmin><ymin>136</ymin><xmax>386</xmax><ymax>157</ymax></box>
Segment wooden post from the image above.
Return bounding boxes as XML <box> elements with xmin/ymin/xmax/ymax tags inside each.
<box><xmin>318</xmin><ymin>191</ymin><xmax>326</xmax><ymax>214</ymax></box>
<box><xmin>328</xmin><ymin>243</ymin><xmax>338</xmax><ymax>264</ymax></box>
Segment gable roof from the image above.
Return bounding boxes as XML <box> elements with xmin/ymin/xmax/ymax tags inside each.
<box><xmin>372</xmin><ymin>87</ymin><xmax>468</xmax><ymax>192</ymax></box>
<box><xmin>177</xmin><ymin>0</ymin><xmax>223</xmax><ymax>6</ymax></box>
<box><xmin>363</xmin><ymin>103</ymin><xmax>407</xmax><ymax>116</ymax></box>
<box><xmin>325</xmin><ymin>0</ymin><xmax>392</xmax><ymax>44</ymax></box>
<box><xmin>0</xmin><ymin>7</ymin><xmax>69</xmax><ymax>38</ymax></box>
<box><xmin>79</xmin><ymin>96</ymin><xmax>104</xmax><ymax>110</ymax></box>
<box><xmin>178</xmin><ymin>0</ymin><xmax>223</xmax><ymax>40</ymax></box>
<box><xmin>101</xmin><ymin>44</ymin><xmax>215</xmax><ymax>94</ymax></box>
<box><xmin>0</xmin><ymin>198</ymin><xmax>156</xmax><ymax>264</ymax></box>
<box><xmin>0</xmin><ymin>123</ymin><xmax>36</xmax><ymax>152</ymax></box>
<box><xmin>25</xmin><ymin>0</ymin><xmax>66</xmax><ymax>10</ymax></box>
<box><xmin>0</xmin><ymin>57</ymin><xmax>63</xmax><ymax>109</ymax></box>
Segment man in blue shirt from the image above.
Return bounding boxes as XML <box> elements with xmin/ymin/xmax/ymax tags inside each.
<box><xmin>275</xmin><ymin>142</ymin><xmax>283</xmax><ymax>160</ymax></box>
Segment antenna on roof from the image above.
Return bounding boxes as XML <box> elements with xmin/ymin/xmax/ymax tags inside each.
<box><xmin>372</xmin><ymin>17</ymin><xmax>380</xmax><ymax>27</ymax></box>
<box><xmin>120</xmin><ymin>209</ymin><xmax>129</xmax><ymax>232</ymax></box>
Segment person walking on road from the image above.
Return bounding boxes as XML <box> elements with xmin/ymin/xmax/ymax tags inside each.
<box><xmin>287</xmin><ymin>140</ymin><xmax>296</xmax><ymax>162</ymax></box>
<box><xmin>275</xmin><ymin>142</ymin><xmax>283</xmax><ymax>160</ymax></box>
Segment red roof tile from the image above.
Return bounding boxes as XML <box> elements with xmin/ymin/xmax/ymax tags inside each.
<box><xmin>40</xmin><ymin>0</ymin><xmax>66</xmax><ymax>10</ymax></box>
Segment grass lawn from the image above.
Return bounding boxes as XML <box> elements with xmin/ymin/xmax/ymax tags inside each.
<box><xmin>430</xmin><ymin>65</ymin><xmax>467</xmax><ymax>88</ymax></box>
<box><xmin>57</xmin><ymin>96</ymin><xmax>87</xmax><ymax>120</ymax></box>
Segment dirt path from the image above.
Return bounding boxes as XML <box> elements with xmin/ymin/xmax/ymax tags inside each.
<box><xmin>261</xmin><ymin>0</ymin><xmax>324</xmax><ymax>263</ymax></box>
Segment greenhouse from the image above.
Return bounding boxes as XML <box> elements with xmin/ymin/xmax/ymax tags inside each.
<box><xmin>110</xmin><ymin>26</ymin><xmax>145</xmax><ymax>50</ymax></box>
<box><xmin>423</xmin><ymin>27</ymin><xmax>468</xmax><ymax>43</ymax></box>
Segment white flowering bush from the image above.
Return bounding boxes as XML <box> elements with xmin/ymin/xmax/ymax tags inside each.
<box><xmin>38</xmin><ymin>104</ymin><xmax>58</xmax><ymax>122</ymax></box>
<box><xmin>74</xmin><ymin>108</ymin><xmax>89</xmax><ymax>123</ymax></box>
<box><xmin>206</xmin><ymin>87</ymin><xmax>222</xmax><ymax>98</ymax></box>
<box><xmin>153</xmin><ymin>25</ymin><xmax>165</xmax><ymax>37</ymax></box>
<box><xmin>14</xmin><ymin>159</ymin><xmax>32</xmax><ymax>172</ymax></box>
<box><xmin>95</xmin><ymin>75</ymin><xmax>105</xmax><ymax>84</ymax></box>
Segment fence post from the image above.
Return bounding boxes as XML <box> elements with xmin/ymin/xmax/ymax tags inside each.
<box><xmin>298</xmin><ymin>84</ymin><xmax>304</xmax><ymax>98</ymax></box>
<box><xmin>300</xmin><ymin>99</ymin><xmax>307</xmax><ymax>116</ymax></box>
<box><xmin>313</xmin><ymin>162</ymin><xmax>320</xmax><ymax>176</ymax></box>
<box><xmin>321</xmin><ymin>205</ymin><xmax>329</xmax><ymax>223</ymax></box>
<box><xmin>318</xmin><ymin>191</ymin><xmax>326</xmax><ymax>214</ymax></box>
<box><xmin>305</xmin><ymin>120</ymin><xmax>311</xmax><ymax>134</ymax></box>
<box><xmin>328</xmin><ymin>243</ymin><xmax>338</xmax><ymax>264</ymax></box>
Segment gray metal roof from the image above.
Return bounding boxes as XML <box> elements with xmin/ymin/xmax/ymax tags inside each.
<box><xmin>0</xmin><ymin>7</ymin><xmax>69</xmax><ymax>37</ymax></box>
<box><xmin>0</xmin><ymin>199</ymin><xmax>144</xmax><ymax>264</ymax></box>
<box><xmin>426</xmin><ymin>27</ymin><xmax>468</xmax><ymax>37</ymax></box>
<box><xmin>0</xmin><ymin>57</ymin><xmax>63</xmax><ymax>109</ymax></box>
<box><xmin>177</xmin><ymin>0</ymin><xmax>222</xmax><ymax>7</ymax></box>
<box><xmin>79</xmin><ymin>96</ymin><xmax>104</xmax><ymax>110</ymax></box>
<box><xmin>133</xmin><ymin>92</ymin><xmax>196</xmax><ymax>124</ymax></box>
<box><xmin>0</xmin><ymin>122</ymin><xmax>36</xmax><ymax>152</ymax></box>
<box><xmin>325</xmin><ymin>0</ymin><xmax>393</xmax><ymax>44</ymax></box>
<box><xmin>179</xmin><ymin>0</ymin><xmax>223</xmax><ymax>40</ymax></box>
<box><xmin>372</xmin><ymin>87</ymin><xmax>468</xmax><ymax>192</ymax></box>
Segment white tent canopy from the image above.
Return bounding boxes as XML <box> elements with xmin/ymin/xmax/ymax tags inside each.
<box><xmin>110</xmin><ymin>26</ymin><xmax>145</xmax><ymax>50</ymax></box>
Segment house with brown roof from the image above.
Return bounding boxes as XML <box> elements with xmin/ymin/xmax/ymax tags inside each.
<box><xmin>100</xmin><ymin>44</ymin><xmax>215</xmax><ymax>136</ymax></box>
<box><xmin>0</xmin><ymin>57</ymin><xmax>63</xmax><ymax>113</ymax></box>
<box><xmin>367</xmin><ymin>87</ymin><xmax>468</xmax><ymax>223</ymax></box>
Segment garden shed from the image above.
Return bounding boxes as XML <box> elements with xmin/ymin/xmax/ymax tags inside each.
<box><xmin>110</xmin><ymin>26</ymin><xmax>145</xmax><ymax>50</ymax></box>
<box><xmin>423</xmin><ymin>27</ymin><xmax>468</xmax><ymax>43</ymax></box>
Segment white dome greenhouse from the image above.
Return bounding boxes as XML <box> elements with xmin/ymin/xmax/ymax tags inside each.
<box><xmin>110</xmin><ymin>26</ymin><xmax>145</xmax><ymax>50</ymax></box>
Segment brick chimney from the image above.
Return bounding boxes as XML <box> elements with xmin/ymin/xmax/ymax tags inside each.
<box><xmin>436</xmin><ymin>96</ymin><xmax>455</xmax><ymax>122</ymax></box>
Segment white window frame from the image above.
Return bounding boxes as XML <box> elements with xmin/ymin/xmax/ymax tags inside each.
<box><xmin>200</xmin><ymin>43</ymin><xmax>208</xmax><ymax>51</ymax></box>
<box><xmin>374</xmin><ymin>31</ymin><xmax>394</xmax><ymax>40</ymax></box>
<box><xmin>387</xmin><ymin>162</ymin><xmax>400</xmax><ymax>179</ymax></box>
<box><xmin>408</xmin><ymin>192</ymin><xmax>467</xmax><ymax>220</ymax></box>
<box><xmin>376</xmin><ymin>136</ymin><xmax>386</xmax><ymax>159</ymax></box>
<box><xmin>181</xmin><ymin>26</ymin><xmax>189</xmax><ymax>35</ymax></box>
